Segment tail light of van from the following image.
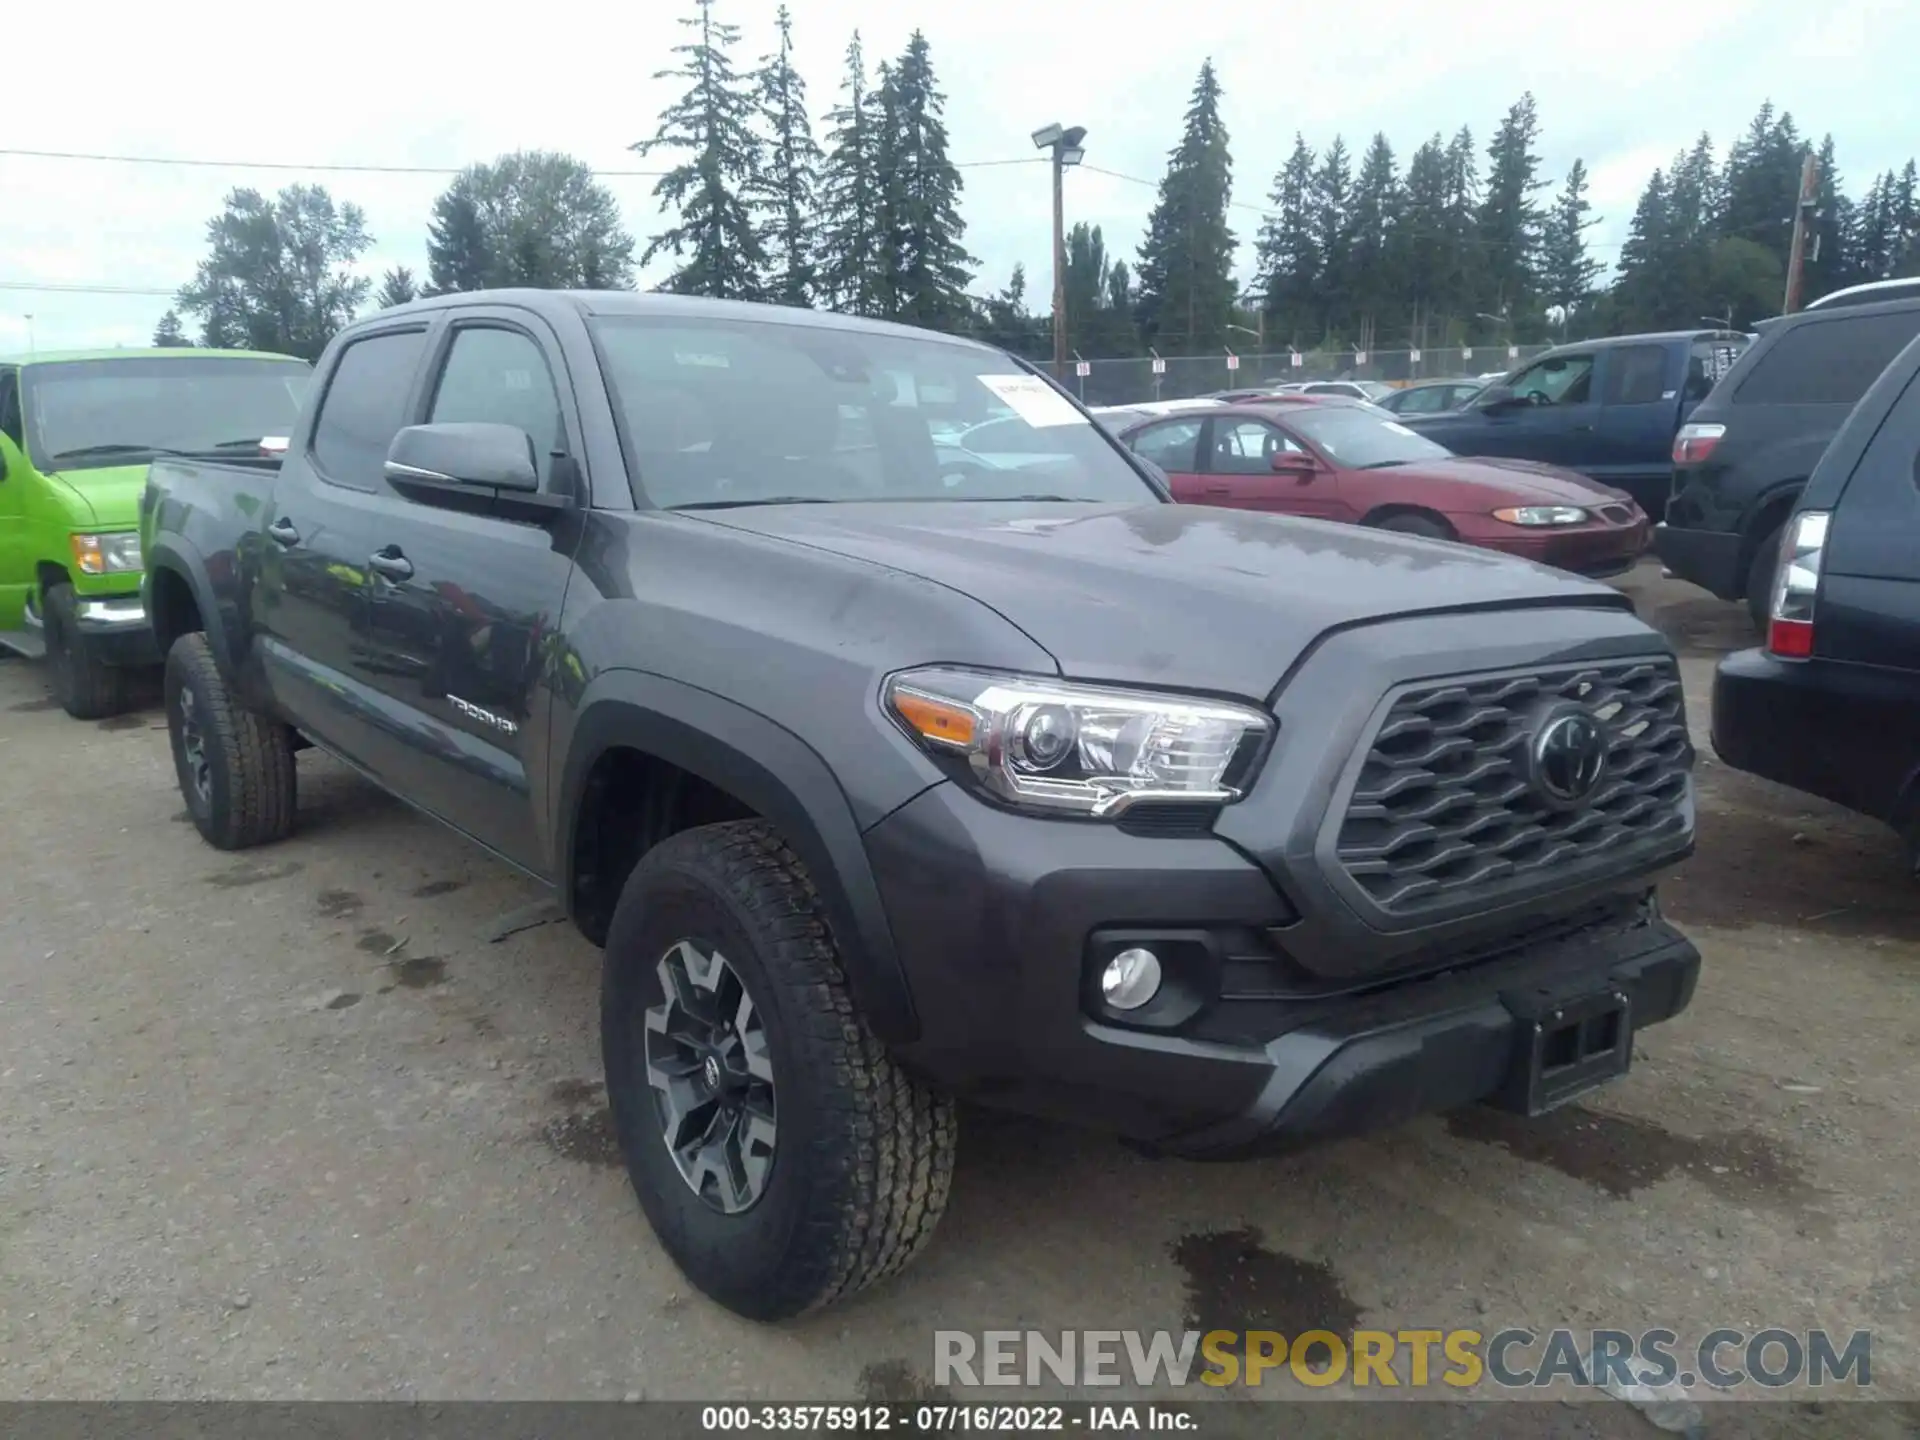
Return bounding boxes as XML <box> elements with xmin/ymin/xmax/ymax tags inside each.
<box><xmin>1672</xmin><ymin>422</ymin><xmax>1726</xmax><ymax>465</ymax></box>
<box><xmin>1766</xmin><ymin>511</ymin><xmax>1830</xmax><ymax>660</ymax></box>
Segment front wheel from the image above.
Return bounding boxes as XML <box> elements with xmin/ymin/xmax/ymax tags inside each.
<box><xmin>601</xmin><ymin>820</ymin><xmax>957</xmax><ymax>1320</ymax></box>
<box><xmin>164</xmin><ymin>633</ymin><xmax>298</xmax><ymax>850</ymax></box>
<box><xmin>42</xmin><ymin>584</ymin><xmax>131</xmax><ymax>720</ymax></box>
<box><xmin>1372</xmin><ymin>511</ymin><xmax>1455</xmax><ymax>541</ymax></box>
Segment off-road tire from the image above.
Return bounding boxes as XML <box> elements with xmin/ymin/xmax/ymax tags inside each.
<box><xmin>1746</xmin><ymin>522</ymin><xmax>1785</xmax><ymax>631</ymax></box>
<box><xmin>42</xmin><ymin>584</ymin><xmax>131</xmax><ymax>720</ymax></box>
<box><xmin>601</xmin><ymin>819</ymin><xmax>957</xmax><ymax>1320</ymax></box>
<box><xmin>164</xmin><ymin>632</ymin><xmax>297</xmax><ymax>850</ymax></box>
<box><xmin>1372</xmin><ymin>511</ymin><xmax>1455</xmax><ymax>541</ymax></box>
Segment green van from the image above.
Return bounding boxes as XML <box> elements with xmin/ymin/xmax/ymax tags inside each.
<box><xmin>0</xmin><ymin>348</ymin><xmax>311</xmax><ymax>716</ymax></box>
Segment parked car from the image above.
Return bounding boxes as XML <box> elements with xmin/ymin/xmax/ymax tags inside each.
<box><xmin>1803</xmin><ymin>277</ymin><xmax>1920</xmax><ymax>311</ymax></box>
<box><xmin>1377</xmin><ymin>378</ymin><xmax>1488</xmax><ymax>416</ymax></box>
<box><xmin>1297</xmin><ymin>379</ymin><xmax>1397</xmax><ymax>403</ymax></box>
<box><xmin>0</xmin><ymin>347</ymin><xmax>311</xmax><ymax>716</ymax></box>
<box><xmin>143</xmin><ymin>289</ymin><xmax>1700</xmax><ymax>1321</ymax></box>
<box><xmin>1712</xmin><ymin>328</ymin><xmax>1920</xmax><ymax>865</ymax></box>
<box><xmin>1113</xmin><ymin>396</ymin><xmax>1649</xmax><ymax>576</ymax></box>
<box><xmin>1403</xmin><ymin>330</ymin><xmax>1752</xmax><ymax>519</ymax></box>
<box><xmin>1654</xmin><ymin>295</ymin><xmax>1920</xmax><ymax>625</ymax></box>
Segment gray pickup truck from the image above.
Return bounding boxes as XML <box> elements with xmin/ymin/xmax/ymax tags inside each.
<box><xmin>140</xmin><ymin>289</ymin><xmax>1701</xmax><ymax>1320</ymax></box>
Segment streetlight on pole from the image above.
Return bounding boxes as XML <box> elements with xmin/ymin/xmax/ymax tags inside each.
<box><xmin>23</xmin><ymin>314</ymin><xmax>35</xmax><ymax>358</ymax></box>
<box><xmin>1032</xmin><ymin>122</ymin><xmax>1087</xmax><ymax>382</ymax></box>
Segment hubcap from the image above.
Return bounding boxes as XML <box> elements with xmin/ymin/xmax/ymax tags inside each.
<box><xmin>177</xmin><ymin>687</ymin><xmax>211</xmax><ymax>807</ymax></box>
<box><xmin>643</xmin><ymin>940</ymin><xmax>777</xmax><ymax>1214</ymax></box>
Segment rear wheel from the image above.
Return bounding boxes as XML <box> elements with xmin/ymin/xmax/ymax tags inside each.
<box><xmin>42</xmin><ymin>584</ymin><xmax>131</xmax><ymax>720</ymax></box>
<box><xmin>164</xmin><ymin>633</ymin><xmax>298</xmax><ymax>850</ymax></box>
<box><xmin>601</xmin><ymin>819</ymin><xmax>956</xmax><ymax>1320</ymax></box>
<box><xmin>1371</xmin><ymin>511</ymin><xmax>1455</xmax><ymax>541</ymax></box>
<box><xmin>1745</xmin><ymin>522</ymin><xmax>1785</xmax><ymax>631</ymax></box>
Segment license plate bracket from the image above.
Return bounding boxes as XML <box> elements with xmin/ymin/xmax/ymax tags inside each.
<box><xmin>1496</xmin><ymin>986</ymin><xmax>1633</xmax><ymax>1116</ymax></box>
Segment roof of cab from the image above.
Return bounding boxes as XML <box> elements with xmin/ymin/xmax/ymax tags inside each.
<box><xmin>361</xmin><ymin>287</ymin><xmax>1003</xmax><ymax>349</ymax></box>
<box><xmin>0</xmin><ymin>347</ymin><xmax>306</xmax><ymax>366</ymax></box>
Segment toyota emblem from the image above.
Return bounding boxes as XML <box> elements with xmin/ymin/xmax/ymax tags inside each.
<box><xmin>1531</xmin><ymin>707</ymin><xmax>1608</xmax><ymax>807</ymax></box>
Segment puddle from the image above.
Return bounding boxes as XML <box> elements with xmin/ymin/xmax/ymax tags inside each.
<box><xmin>411</xmin><ymin>879</ymin><xmax>466</xmax><ymax>898</ymax></box>
<box><xmin>325</xmin><ymin>992</ymin><xmax>361</xmax><ymax>1011</ymax></box>
<box><xmin>1172</xmin><ymin>1227</ymin><xmax>1361</xmax><ymax>1348</ymax></box>
<box><xmin>7</xmin><ymin>697</ymin><xmax>57</xmax><ymax>713</ymax></box>
<box><xmin>205</xmin><ymin>861</ymin><xmax>302</xmax><ymax>888</ymax></box>
<box><xmin>95</xmin><ymin>713</ymin><xmax>144</xmax><ymax>731</ymax></box>
<box><xmin>316</xmin><ymin>889</ymin><xmax>364</xmax><ymax>919</ymax></box>
<box><xmin>539</xmin><ymin>1108</ymin><xmax>621</xmax><ymax>1168</ymax></box>
<box><xmin>388</xmin><ymin>956</ymin><xmax>447</xmax><ymax>989</ymax></box>
<box><xmin>858</xmin><ymin>1359</ymin><xmax>953</xmax><ymax>1405</ymax></box>
<box><xmin>549</xmin><ymin>1078</ymin><xmax>604</xmax><ymax>1106</ymax></box>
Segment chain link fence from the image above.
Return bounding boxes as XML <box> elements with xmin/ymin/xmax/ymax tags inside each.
<box><xmin>1062</xmin><ymin>345</ymin><xmax>1556</xmax><ymax>408</ymax></box>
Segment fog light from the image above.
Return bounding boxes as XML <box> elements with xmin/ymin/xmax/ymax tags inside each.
<box><xmin>1101</xmin><ymin>948</ymin><xmax>1162</xmax><ymax>1010</ymax></box>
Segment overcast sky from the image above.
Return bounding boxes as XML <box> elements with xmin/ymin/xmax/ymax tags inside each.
<box><xmin>3</xmin><ymin>0</ymin><xmax>1914</xmax><ymax>355</ymax></box>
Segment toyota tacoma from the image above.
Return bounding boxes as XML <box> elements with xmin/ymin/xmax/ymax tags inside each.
<box><xmin>139</xmin><ymin>290</ymin><xmax>1701</xmax><ymax>1320</ymax></box>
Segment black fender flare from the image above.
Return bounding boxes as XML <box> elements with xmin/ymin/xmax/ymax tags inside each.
<box><xmin>144</xmin><ymin>535</ymin><xmax>237</xmax><ymax>677</ymax></box>
<box><xmin>556</xmin><ymin>669</ymin><xmax>920</xmax><ymax>1044</ymax></box>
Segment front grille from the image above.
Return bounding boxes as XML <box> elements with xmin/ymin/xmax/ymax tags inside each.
<box><xmin>1598</xmin><ymin>503</ymin><xmax>1636</xmax><ymax>524</ymax></box>
<box><xmin>1334</xmin><ymin>658</ymin><xmax>1691</xmax><ymax>917</ymax></box>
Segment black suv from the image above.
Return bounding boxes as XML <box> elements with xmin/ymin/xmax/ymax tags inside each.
<box><xmin>141</xmin><ymin>290</ymin><xmax>1703</xmax><ymax>1319</ymax></box>
<box><xmin>1714</xmin><ymin>329</ymin><xmax>1920</xmax><ymax>864</ymax></box>
<box><xmin>1656</xmin><ymin>295</ymin><xmax>1920</xmax><ymax>624</ymax></box>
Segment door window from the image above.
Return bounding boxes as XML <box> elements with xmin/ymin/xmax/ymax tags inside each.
<box><xmin>1211</xmin><ymin>418</ymin><xmax>1302</xmax><ymax>474</ymax></box>
<box><xmin>427</xmin><ymin>327</ymin><xmax>567</xmax><ymax>486</ymax></box>
<box><xmin>1395</xmin><ymin>387</ymin><xmax>1446</xmax><ymax>415</ymax></box>
<box><xmin>1129</xmin><ymin>418</ymin><xmax>1204</xmax><ymax>471</ymax></box>
<box><xmin>1508</xmin><ymin>354</ymin><xmax>1595</xmax><ymax>406</ymax></box>
<box><xmin>1601</xmin><ymin>345</ymin><xmax>1670</xmax><ymax>406</ymax></box>
<box><xmin>0</xmin><ymin>370</ymin><xmax>21</xmax><ymax>448</ymax></box>
<box><xmin>310</xmin><ymin>330</ymin><xmax>430</xmax><ymax>490</ymax></box>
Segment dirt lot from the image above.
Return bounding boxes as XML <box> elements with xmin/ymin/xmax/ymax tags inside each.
<box><xmin>2</xmin><ymin>562</ymin><xmax>1917</xmax><ymax>1429</ymax></box>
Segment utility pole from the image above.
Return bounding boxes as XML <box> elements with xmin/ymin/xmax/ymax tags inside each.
<box><xmin>1782</xmin><ymin>151</ymin><xmax>1820</xmax><ymax>315</ymax></box>
<box><xmin>1031</xmin><ymin>123</ymin><xmax>1087</xmax><ymax>383</ymax></box>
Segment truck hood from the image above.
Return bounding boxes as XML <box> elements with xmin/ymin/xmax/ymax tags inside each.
<box><xmin>696</xmin><ymin>501</ymin><xmax>1627</xmax><ymax>697</ymax></box>
<box><xmin>41</xmin><ymin>463</ymin><xmax>150</xmax><ymax>528</ymax></box>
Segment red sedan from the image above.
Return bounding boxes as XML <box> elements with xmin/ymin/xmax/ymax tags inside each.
<box><xmin>1112</xmin><ymin>397</ymin><xmax>1650</xmax><ymax>577</ymax></box>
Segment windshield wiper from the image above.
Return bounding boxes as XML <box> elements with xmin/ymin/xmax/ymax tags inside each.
<box><xmin>670</xmin><ymin>496</ymin><xmax>838</xmax><ymax>510</ymax></box>
<box><xmin>1360</xmin><ymin>460</ymin><xmax>1411</xmax><ymax>470</ymax></box>
<box><xmin>49</xmin><ymin>443</ymin><xmax>190</xmax><ymax>461</ymax></box>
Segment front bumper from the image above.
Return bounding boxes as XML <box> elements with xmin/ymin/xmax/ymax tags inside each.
<box><xmin>1464</xmin><ymin>520</ymin><xmax>1650</xmax><ymax>579</ymax></box>
<box><xmin>1713</xmin><ymin>646</ymin><xmax>1920</xmax><ymax>828</ymax></box>
<box><xmin>867</xmin><ymin>781</ymin><xmax>1699</xmax><ymax>1155</ymax></box>
<box><xmin>31</xmin><ymin>593</ymin><xmax>160</xmax><ymax>666</ymax></box>
<box><xmin>1653</xmin><ymin>521</ymin><xmax>1743</xmax><ymax>599</ymax></box>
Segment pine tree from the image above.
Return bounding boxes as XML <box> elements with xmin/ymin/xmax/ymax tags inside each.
<box><xmin>1612</xmin><ymin>169</ymin><xmax>1673</xmax><ymax>328</ymax></box>
<box><xmin>151</xmin><ymin>310</ymin><xmax>191</xmax><ymax>347</ymax></box>
<box><xmin>751</xmin><ymin>5</ymin><xmax>822</xmax><ymax>308</ymax></box>
<box><xmin>1312</xmin><ymin>137</ymin><xmax>1354</xmax><ymax>339</ymax></box>
<box><xmin>375</xmin><ymin>266</ymin><xmax>419</xmax><ymax>310</ymax></box>
<box><xmin>1805</xmin><ymin>134</ymin><xmax>1852</xmax><ymax>299</ymax></box>
<box><xmin>1347</xmin><ymin>133</ymin><xmax>1401</xmax><ymax>349</ymax></box>
<box><xmin>869</xmin><ymin>32</ymin><xmax>975</xmax><ymax>330</ymax></box>
<box><xmin>633</xmin><ymin>0</ymin><xmax>769</xmax><ymax>300</ymax></box>
<box><xmin>426</xmin><ymin>191</ymin><xmax>491</xmax><ymax>294</ymax></box>
<box><xmin>1440</xmin><ymin>126</ymin><xmax>1483</xmax><ymax>334</ymax></box>
<box><xmin>1477</xmin><ymin>93</ymin><xmax>1546</xmax><ymax>322</ymax></box>
<box><xmin>816</xmin><ymin>34</ymin><xmax>883</xmax><ymax>315</ymax></box>
<box><xmin>1253</xmin><ymin>135</ymin><xmax>1320</xmax><ymax>346</ymax></box>
<box><xmin>1134</xmin><ymin>59</ymin><xmax>1237</xmax><ymax>354</ymax></box>
<box><xmin>1892</xmin><ymin>161</ymin><xmax>1920</xmax><ymax>277</ymax></box>
<box><xmin>1538</xmin><ymin>160</ymin><xmax>1601</xmax><ymax>324</ymax></box>
<box><xmin>1721</xmin><ymin>102</ymin><xmax>1804</xmax><ymax>272</ymax></box>
<box><xmin>1391</xmin><ymin>134</ymin><xmax>1451</xmax><ymax>348</ymax></box>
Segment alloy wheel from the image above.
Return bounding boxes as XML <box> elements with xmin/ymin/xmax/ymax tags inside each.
<box><xmin>177</xmin><ymin>686</ymin><xmax>212</xmax><ymax>808</ymax></box>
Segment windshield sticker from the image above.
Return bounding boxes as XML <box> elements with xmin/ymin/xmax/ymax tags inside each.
<box><xmin>976</xmin><ymin>374</ymin><xmax>1087</xmax><ymax>429</ymax></box>
<box><xmin>674</xmin><ymin>352</ymin><xmax>732</xmax><ymax>369</ymax></box>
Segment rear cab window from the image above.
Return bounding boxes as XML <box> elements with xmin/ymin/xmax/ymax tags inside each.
<box><xmin>1600</xmin><ymin>345</ymin><xmax>1672</xmax><ymax>407</ymax></box>
<box><xmin>1734</xmin><ymin>310</ymin><xmax>1920</xmax><ymax>407</ymax></box>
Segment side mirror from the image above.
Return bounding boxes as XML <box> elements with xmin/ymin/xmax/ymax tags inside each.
<box><xmin>1270</xmin><ymin>452</ymin><xmax>1318</xmax><ymax>478</ymax></box>
<box><xmin>383</xmin><ymin>422</ymin><xmax>571</xmax><ymax>523</ymax></box>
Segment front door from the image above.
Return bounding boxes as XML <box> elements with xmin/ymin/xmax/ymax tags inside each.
<box><xmin>1202</xmin><ymin>416</ymin><xmax>1339</xmax><ymax>519</ymax></box>
<box><xmin>363</xmin><ymin>313</ymin><xmax>580</xmax><ymax>874</ymax></box>
<box><xmin>1492</xmin><ymin>350</ymin><xmax>1600</xmax><ymax>468</ymax></box>
<box><xmin>254</xmin><ymin>325</ymin><xmax>433</xmax><ymax>774</ymax></box>
<box><xmin>0</xmin><ymin>369</ymin><xmax>28</xmax><ymax>632</ymax></box>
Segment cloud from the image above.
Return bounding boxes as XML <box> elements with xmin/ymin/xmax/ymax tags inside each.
<box><xmin>4</xmin><ymin>0</ymin><xmax>1911</xmax><ymax>353</ymax></box>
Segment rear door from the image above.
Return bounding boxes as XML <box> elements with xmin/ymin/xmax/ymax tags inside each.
<box><xmin>363</xmin><ymin>309</ymin><xmax>581</xmax><ymax>873</ymax></box>
<box><xmin>255</xmin><ymin>325</ymin><xmax>432</xmax><ymax>771</ymax></box>
<box><xmin>1590</xmin><ymin>341</ymin><xmax>1681</xmax><ymax>497</ymax></box>
<box><xmin>1125</xmin><ymin>416</ymin><xmax>1207</xmax><ymax>499</ymax></box>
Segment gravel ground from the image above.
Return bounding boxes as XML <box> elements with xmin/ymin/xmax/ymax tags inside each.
<box><xmin>1</xmin><ymin>562</ymin><xmax>1916</xmax><ymax>1431</ymax></box>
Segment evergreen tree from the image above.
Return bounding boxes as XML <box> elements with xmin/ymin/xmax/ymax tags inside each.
<box><xmin>751</xmin><ymin>5</ymin><xmax>822</xmax><ymax>308</ymax></box>
<box><xmin>1346</xmin><ymin>133</ymin><xmax>1401</xmax><ymax>349</ymax></box>
<box><xmin>869</xmin><ymin>32</ymin><xmax>975</xmax><ymax>330</ymax></box>
<box><xmin>1721</xmin><ymin>101</ymin><xmax>1804</xmax><ymax>271</ymax></box>
<box><xmin>1440</xmin><ymin>126</ymin><xmax>1483</xmax><ymax>333</ymax></box>
<box><xmin>1134</xmin><ymin>59</ymin><xmax>1237</xmax><ymax>354</ymax></box>
<box><xmin>633</xmin><ymin>0</ymin><xmax>769</xmax><ymax>300</ymax></box>
<box><xmin>816</xmin><ymin>34</ymin><xmax>883</xmax><ymax>315</ymax></box>
<box><xmin>1893</xmin><ymin>161</ymin><xmax>1920</xmax><ymax>277</ymax></box>
<box><xmin>1612</xmin><ymin>169</ymin><xmax>1673</xmax><ymax>328</ymax></box>
<box><xmin>1312</xmin><ymin>137</ymin><xmax>1354</xmax><ymax>339</ymax></box>
<box><xmin>151</xmin><ymin>310</ymin><xmax>191</xmax><ymax>347</ymax></box>
<box><xmin>1254</xmin><ymin>135</ymin><xmax>1320</xmax><ymax>346</ymax></box>
<box><xmin>1538</xmin><ymin>159</ymin><xmax>1601</xmax><ymax>324</ymax></box>
<box><xmin>1391</xmin><ymin>134</ymin><xmax>1451</xmax><ymax>348</ymax></box>
<box><xmin>1476</xmin><ymin>93</ymin><xmax>1546</xmax><ymax>322</ymax></box>
<box><xmin>426</xmin><ymin>192</ymin><xmax>491</xmax><ymax>294</ymax></box>
<box><xmin>1804</xmin><ymin>134</ymin><xmax>1853</xmax><ymax>298</ymax></box>
<box><xmin>375</xmin><ymin>266</ymin><xmax>419</xmax><ymax>309</ymax></box>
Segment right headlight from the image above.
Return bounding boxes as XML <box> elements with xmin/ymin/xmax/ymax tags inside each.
<box><xmin>882</xmin><ymin>666</ymin><xmax>1274</xmax><ymax>818</ymax></box>
<box><xmin>1492</xmin><ymin>505</ymin><xmax>1590</xmax><ymax>527</ymax></box>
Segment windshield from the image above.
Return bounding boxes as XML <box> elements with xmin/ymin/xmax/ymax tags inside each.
<box><xmin>1286</xmin><ymin>406</ymin><xmax>1454</xmax><ymax>468</ymax></box>
<box><xmin>590</xmin><ymin>316</ymin><xmax>1156</xmax><ymax>508</ymax></box>
<box><xmin>24</xmin><ymin>357</ymin><xmax>312</xmax><ymax>470</ymax></box>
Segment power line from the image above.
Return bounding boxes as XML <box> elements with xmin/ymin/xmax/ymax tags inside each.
<box><xmin>0</xmin><ymin>280</ymin><xmax>178</xmax><ymax>297</ymax></box>
<box><xmin>0</xmin><ymin>145</ymin><xmax>1043</xmax><ymax>177</ymax></box>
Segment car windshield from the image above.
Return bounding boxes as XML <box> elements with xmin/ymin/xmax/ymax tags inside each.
<box><xmin>1286</xmin><ymin>406</ymin><xmax>1454</xmax><ymax>468</ymax></box>
<box><xmin>590</xmin><ymin>316</ymin><xmax>1156</xmax><ymax>508</ymax></box>
<box><xmin>25</xmin><ymin>357</ymin><xmax>311</xmax><ymax>470</ymax></box>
